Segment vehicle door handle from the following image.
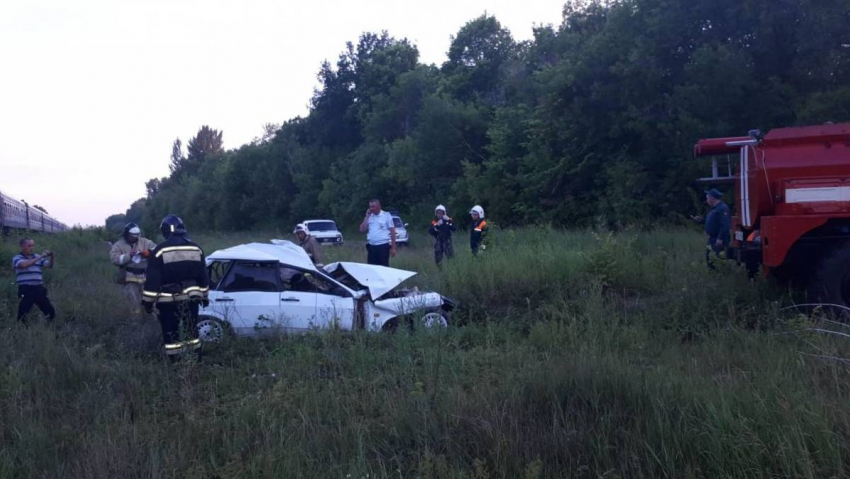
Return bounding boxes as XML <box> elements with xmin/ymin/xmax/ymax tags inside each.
<box><xmin>281</xmin><ymin>297</ymin><xmax>300</xmax><ymax>302</ymax></box>
<box><xmin>215</xmin><ymin>298</ymin><xmax>234</xmax><ymax>302</ymax></box>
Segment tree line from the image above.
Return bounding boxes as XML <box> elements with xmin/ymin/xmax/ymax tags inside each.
<box><xmin>107</xmin><ymin>0</ymin><xmax>850</xmax><ymax>236</ymax></box>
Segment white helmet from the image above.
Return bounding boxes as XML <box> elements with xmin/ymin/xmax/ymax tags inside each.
<box><xmin>435</xmin><ymin>204</ymin><xmax>447</xmax><ymax>215</ymax></box>
<box><xmin>469</xmin><ymin>205</ymin><xmax>485</xmax><ymax>219</ymax></box>
<box><xmin>293</xmin><ymin>223</ymin><xmax>309</xmax><ymax>234</ymax></box>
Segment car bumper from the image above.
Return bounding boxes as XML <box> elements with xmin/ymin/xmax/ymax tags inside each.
<box><xmin>316</xmin><ymin>237</ymin><xmax>344</xmax><ymax>245</ymax></box>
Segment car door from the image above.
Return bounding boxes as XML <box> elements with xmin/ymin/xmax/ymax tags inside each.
<box><xmin>278</xmin><ymin>266</ymin><xmax>319</xmax><ymax>332</ymax></box>
<box><xmin>303</xmin><ymin>272</ymin><xmax>356</xmax><ymax>330</ymax></box>
<box><xmin>214</xmin><ymin>261</ymin><xmax>285</xmax><ymax>335</ymax></box>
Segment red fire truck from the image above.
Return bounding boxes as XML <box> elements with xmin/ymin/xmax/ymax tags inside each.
<box><xmin>694</xmin><ymin>123</ymin><xmax>850</xmax><ymax>306</ymax></box>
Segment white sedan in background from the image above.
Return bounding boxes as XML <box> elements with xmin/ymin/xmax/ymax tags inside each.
<box><xmin>196</xmin><ymin>240</ymin><xmax>454</xmax><ymax>342</ymax></box>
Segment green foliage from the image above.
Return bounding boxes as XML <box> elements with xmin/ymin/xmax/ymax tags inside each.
<box><xmin>124</xmin><ymin>0</ymin><xmax>850</xmax><ymax>232</ymax></box>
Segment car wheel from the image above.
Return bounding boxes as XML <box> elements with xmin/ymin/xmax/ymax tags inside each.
<box><xmin>197</xmin><ymin>316</ymin><xmax>229</xmax><ymax>343</ymax></box>
<box><xmin>421</xmin><ymin>309</ymin><xmax>449</xmax><ymax>328</ymax></box>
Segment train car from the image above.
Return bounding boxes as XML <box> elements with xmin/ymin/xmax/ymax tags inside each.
<box><xmin>0</xmin><ymin>190</ymin><xmax>68</xmax><ymax>233</ymax></box>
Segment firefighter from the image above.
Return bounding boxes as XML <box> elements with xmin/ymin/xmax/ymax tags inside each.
<box><xmin>429</xmin><ymin>205</ymin><xmax>456</xmax><ymax>266</ymax></box>
<box><xmin>110</xmin><ymin>222</ymin><xmax>157</xmax><ymax>317</ymax></box>
<box><xmin>469</xmin><ymin>205</ymin><xmax>489</xmax><ymax>255</ymax></box>
<box><xmin>694</xmin><ymin>188</ymin><xmax>731</xmax><ymax>270</ymax></box>
<box><xmin>294</xmin><ymin>223</ymin><xmax>324</xmax><ymax>268</ymax></box>
<box><xmin>142</xmin><ymin>215</ymin><xmax>209</xmax><ymax>361</ymax></box>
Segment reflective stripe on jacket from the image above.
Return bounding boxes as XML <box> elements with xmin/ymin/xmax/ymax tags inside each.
<box><xmin>142</xmin><ymin>236</ymin><xmax>209</xmax><ymax>305</ymax></box>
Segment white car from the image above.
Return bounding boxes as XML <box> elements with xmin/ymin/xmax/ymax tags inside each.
<box><xmin>196</xmin><ymin>240</ymin><xmax>454</xmax><ymax>342</ymax></box>
<box><xmin>302</xmin><ymin>219</ymin><xmax>344</xmax><ymax>245</ymax></box>
<box><xmin>392</xmin><ymin>215</ymin><xmax>409</xmax><ymax>246</ymax></box>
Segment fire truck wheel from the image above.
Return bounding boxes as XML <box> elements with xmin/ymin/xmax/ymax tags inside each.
<box><xmin>807</xmin><ymin>245</ymin><xmax>850</xmax><ymax>314</ymax></box>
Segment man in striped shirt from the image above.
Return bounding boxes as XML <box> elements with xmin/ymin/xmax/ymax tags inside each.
<box><xmin>12</xmin><ymin>238</ymin><xmax>56</xmax><ymax>322</ymax></box>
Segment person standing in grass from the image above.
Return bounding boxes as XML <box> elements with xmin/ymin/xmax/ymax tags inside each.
<box><xmin>359</xmin><ymin>198</ymin><xmax>397</xmax><ymax>267</ymax></box>
<box><xmin>691</xmin><ymin>188</ymin><xmax>730</xmax><ymax>270</ymax></box>
<box><xmin>143</xmin><ymin>215</ymin><xmax>209</xmax><ymax>361</ymax></box>
<box><xmin>469</xmin><ymin>205</ymin><xmax>489</xmax><ymax>255</ymax></box>
<box><xmin>110</xmin><ymin>222</ymin><xmax>157</xmax><ymax>317</ymax></box>
<box><xmin>429</xmin><ymin>205</ymin><xmax>456</xmax><ymax>266</ymax></box>
<box><xmin>294</xmin><ymin>223</ymin><xmax>324</xmax><ymax>268</ymax></box>
<box><xmin>12</xmin><ymin>238</ymin><xmax>56</xmax><ymax>323</ymax></box>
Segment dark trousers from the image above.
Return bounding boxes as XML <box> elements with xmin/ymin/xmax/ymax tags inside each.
<box><xmin>157</xmin><ymin>301</ymin><xmax>201</xmax><ymax>357</ymax></box>
<box><xmin>17</xmin><ymin>284</ymin><xmax>56</xmax><ymax>322</ymax></box>
<box><xmin>434</xmin><ymin>238</ymin><xmax>454</xmax><ymax>265</ymax></box>
<box><xmin>366</xmin><ymin>243</ymin><xmax>391</xmax><ymax>267</ymax></box>
<box><xmin>705</xmin><ymin>242</ymin><xmax>726</xmax><ymax>270</ymax></box>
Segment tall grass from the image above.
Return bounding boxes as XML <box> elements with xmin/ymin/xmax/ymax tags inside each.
<box><xmin>1</xmin><ymin>226</ymin><xmax>848</xmax><ymax>478</ymax></box>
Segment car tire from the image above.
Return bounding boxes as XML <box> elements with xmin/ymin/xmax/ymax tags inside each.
<box><xmin>381</xmin><ymin>308</ymin><xmax>449</xmax><ymax>333</ymax></box>
<box><xmin>420</xmin><ymin>308</ymin><xmax>449</xmax><ymax>328</ymax></box>
<box><xmin>807</xmin><ymin>244</ymin><xmax>850</xmax><ymax>316</ymax></box>
<box><xmin>197</xmin><ymin>316</ymin><xmax>230</xmax><ymax>344</ymax></box>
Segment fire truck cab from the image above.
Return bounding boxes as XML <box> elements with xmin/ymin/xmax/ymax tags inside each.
<box><xmin>695</xmin><ymin>123</ymin><xmax>850</xmax><ymax>306</ymax></box>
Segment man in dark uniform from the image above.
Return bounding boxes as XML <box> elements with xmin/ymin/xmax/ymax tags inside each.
<box><xmin>142</xmin><ymin>215</ymin><xmax>209</xmax><ymax>360</ymax></box>
<box><xmin>469</xmin><ymin>205</ymin><xmax>489</xmax><ymax>256</ymax></box>
<box><xmin>428</xmin><ymin>205</ymin><xmax>456</xmax><ymax>266</ymax></box>
<box><xmin>693</xmin><ymin>189</ymin><xmax>731</xmax><ymax>270</ymax></box>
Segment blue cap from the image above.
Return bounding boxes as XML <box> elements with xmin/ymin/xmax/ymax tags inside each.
<box><xmin>704</xmin><ymin>188</ymin><xmax>723</xmax><ymax>199</ymax></box>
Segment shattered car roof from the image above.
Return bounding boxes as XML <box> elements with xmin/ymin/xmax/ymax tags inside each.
<box><xmin>324</xmin><ymin>262</ymin><xmax>416</xmax><ymax>300</ymax></box>
<box><xmin>206</xmin><ymin>241</ymin><xmax>318</xmax><ymax>272</ymax></box>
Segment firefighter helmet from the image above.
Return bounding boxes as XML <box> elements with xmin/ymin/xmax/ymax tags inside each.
<box><xmin>160</xmin><ymin>214</ymin><xmax>186</xmax><ymax>239</ymax></box>
<box><xmin>122</xmin><ymin>222</ymin><xmax>141</xmax><ymax>242</ymax></box>
<box><xmin>469</xmin><ymin>205</ymin><xmax>485</xmax><ymax>219</ymax></box>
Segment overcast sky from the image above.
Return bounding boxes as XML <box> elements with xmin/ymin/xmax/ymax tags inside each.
<box><xmin>0</xmin><ymin>0</ymin><xmax>564</xmax><ymax>226</ymax></box>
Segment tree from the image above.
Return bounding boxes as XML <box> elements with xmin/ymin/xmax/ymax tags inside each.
<box><xmin>442</xmin><ymin>15</ymin><xmax>515</xmax><ymax>104</ymax></box>
<box><xmin>111</xmin><ymin>2</ymin><xmax>850</xmax><ymax>231</ymax></box>
<box><xmin>170</xmin><ymin>127</ymin><xmax>224</xmax><ymax>179</ymax></box>
<box><xmin>168</xmin><ymin>138</ymin><xmax>184</xmax><ymax>175</ymax></box>
<box><xmin>145</xmin><ymin>178</ymin><xmax>165</xmax><ymax>199</ymax></box>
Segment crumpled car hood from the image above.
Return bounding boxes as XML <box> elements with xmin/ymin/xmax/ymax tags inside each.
<box><xmin>324</xmin><ymin>262</ymin><xmax>416</xmax><ymax>300</ymax></box>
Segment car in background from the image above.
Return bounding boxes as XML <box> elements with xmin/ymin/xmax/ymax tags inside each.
<box><xmin>196</xmin><ymin>240</ymin><xmax>454</xmax><ymax>342</ymax></box>
<box><xmin>392</xmin><ymin>215</ymin><xmax>409</xmax><ymax>246</ymax></box>
<box><xmin>302</xmin><ymin>219</ymin><xmax>344</xmax><ymax>245</ymax></box>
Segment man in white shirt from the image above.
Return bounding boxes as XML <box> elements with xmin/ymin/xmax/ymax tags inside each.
<box><xmin>358</xmin><ymin>198</ymin><xmax>397</xmax><ymax>266</ymax></box>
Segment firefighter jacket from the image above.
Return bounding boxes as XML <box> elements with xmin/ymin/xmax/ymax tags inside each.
<box><xmin>110</xmin><ymin>237</ymin><xmax>157</xmax><ymax>284</ymax></box>
<box><xmin>704</xmin><ymin>201</ymin><xmax>731</xmax><ymax>246</ymax></box>
<box><xmin>429</xmin><ymin>216</ymin><xmax>456</xmax><ymax>241</ymax></box>
<box><xmin>470</xmin><ymin>219</ymin><xmax>489</xmax><ymax>251</ymax></box>
<box><xmin>298</xmin><ymin>234</ymin><xmax>324</xmax><ymax>267</ymax></box>
<box><xmin>142</xmin><ymin>235</ymin><xmax>209</xmax><ymax>306</ymax></box>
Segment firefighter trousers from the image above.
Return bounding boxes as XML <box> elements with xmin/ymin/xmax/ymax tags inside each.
<box><xmin>122</xmin><ymin>281</ymin><xmax>144</xmax><ymax>316</ymax></box>
<box><xmin>156</xmin><ymin>301</ymin><xmax>202</xmax><ymax>359</ymax></box>
<box><xmin>434</xmin><ymin>238</ymin><xmax>454</xmax><ymax>265</ymax></box>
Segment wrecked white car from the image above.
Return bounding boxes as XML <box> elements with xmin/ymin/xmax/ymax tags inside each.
<box><xmin>197</xmin><ymin>241</ymin><xmax>455</xmax><ymax>342</ymax></box>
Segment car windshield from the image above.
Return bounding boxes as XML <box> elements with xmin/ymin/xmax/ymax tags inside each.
<box><xmin>307</xmin><ymin>221</ymin><xmax>337</xmax><ymax>231</ymax></box>
<box><xmin>392</xmin><ymin>217</ymin><xmax>403</xmax><ymax>228</ymax></box>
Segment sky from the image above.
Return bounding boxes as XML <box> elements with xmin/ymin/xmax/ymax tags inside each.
<box><xmin>0</xmin><ymin>0</ymin><xmax>564</xmax><ymax>227</ymax></box>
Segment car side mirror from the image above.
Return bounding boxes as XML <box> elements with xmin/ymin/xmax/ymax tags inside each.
<box><xmin>404</xmin><ymin>223</ymin><xmax>409</xmax><ymax>227</ymax></box>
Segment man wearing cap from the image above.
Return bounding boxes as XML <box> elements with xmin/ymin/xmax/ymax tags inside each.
<box><xmin>110</xmin><ymin>222</ymin><xmax>157</xmax><ymax>316</ymax></box>
<box><xmin>692</xmin><ymin>189</ymin><xmax>731</xmax><ymax>269</ymax></box>
<box><xmin>294</xmin><ymin>223</ymin><xmax>324</xmax><ymax>268</ymax></box>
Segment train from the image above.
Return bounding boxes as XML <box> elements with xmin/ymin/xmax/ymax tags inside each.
<box><xmin>0</xmin><ymin>190</ymin><xmax>69</xmax><ymax>233</ymax></box>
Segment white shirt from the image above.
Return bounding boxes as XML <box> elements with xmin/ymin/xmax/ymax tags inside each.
<box><xmin>366</xmin><ymin>211</ymin><xmax>394</xmax><ymax>245</ymax></box>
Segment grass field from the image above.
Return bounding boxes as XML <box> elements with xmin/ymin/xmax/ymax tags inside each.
<box><xmin>1</xmin><ymin>226</ymin><xmax>849</xmax><ymax>478</ymax></box>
